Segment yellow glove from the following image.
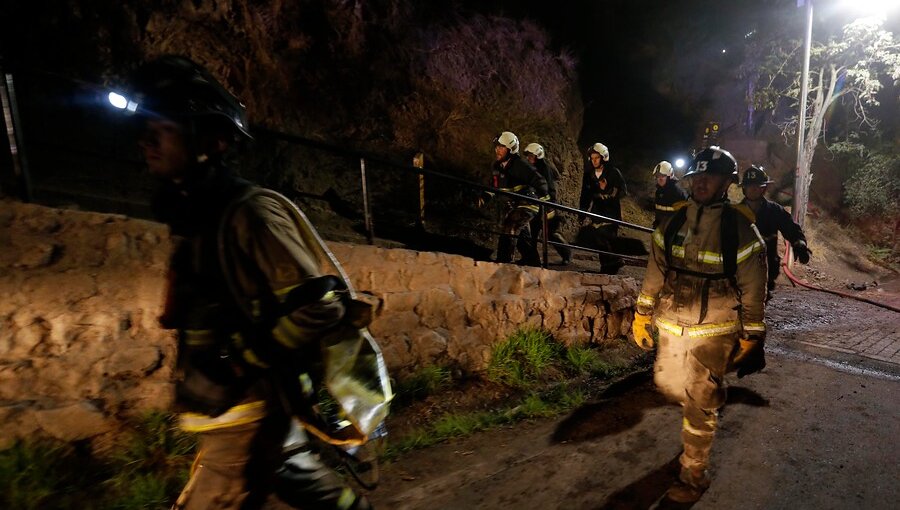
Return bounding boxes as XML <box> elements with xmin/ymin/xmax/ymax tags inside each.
<box><xmin>733</xmin><ymin>336</ymin><xmax>766</xmax><ymax>378</ymax></box>
<box><xmin>631</xmin><ymin>312</ymin><xmax>654</xmax><ymax>351</ymax></box>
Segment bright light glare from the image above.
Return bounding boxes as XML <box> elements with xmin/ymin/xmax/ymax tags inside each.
<box><xmin>108</xmin><ymin>92</ymin><xmax>127</xmax><ymax>109</ymax></box>
<box><xmin>843</xmin><ymin>0</ymin><xmax>900</xmax><ymax>15</ymax></box>
<box><xmin>675</xmin><ymin>158</ymin><xmax>686</xmax><ymax>169</ymax></box>
<box><xmin>721</xmin><ymin>48</ymin><xmax>727</xmax><ymax>54</ymax></box>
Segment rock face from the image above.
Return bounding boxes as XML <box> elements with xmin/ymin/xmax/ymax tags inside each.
<box><xmin>0</xmin><ymin>201</ymin><xmax>636</xmax><ymax>446</ymax></box>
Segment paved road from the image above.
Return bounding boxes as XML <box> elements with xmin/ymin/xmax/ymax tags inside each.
<box><xmin>370</xmin><ymin>287</ymin><xmax>900</xmax><ymax>509</ymax></box>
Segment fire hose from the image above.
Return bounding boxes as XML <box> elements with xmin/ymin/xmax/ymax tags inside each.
<box><xmin>781</xmin><ymin>241</ymin><xmax>900</xmax><ymax>314</ymax></box>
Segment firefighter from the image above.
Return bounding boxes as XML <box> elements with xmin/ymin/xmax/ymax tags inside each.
<box><xmin>740</xmin><ymin>165</ymin><xmax>811</xmax><ymax>300</ymax></box>
<box><xmin>632</xmin><ymin>146</ymin><xmax>768</xmax><ymax>503</ymax></box>
<box><xmin>523</xmin><ymin>142</ymin><xmax>572</xmax><ymax>265</ymax></box>
<box><xmin>578</xmin><ymin>142</ymin><xmax>627</xmax><ymax>274</ymax></box>
<box><xmin>127</xmin><ymin>56</ymin><xmax>371</xmax><ymax>510</ymax></box>
<box><xmin>478</xmin><ymin>131</ymin><xmax>549</xmax><ymax>265</ymax></box>
<box><xmin>651</xmin><ymin>160</ymin><xmax>688</xmax><ymax>228</ymax></box>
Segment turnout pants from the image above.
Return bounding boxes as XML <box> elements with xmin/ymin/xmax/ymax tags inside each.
<box><xmin>653</xmin><ymin>328</ymin><xmax>739</xmax><ymax>472</ymax></box>
<box><xmin>525</xmin><ymin>214</ymin><xmax>571</xmax><ymax>264</ymax></box>
<box><xmin>174</xmin><ymin>409</ymin><xmax>370</xmax><ymax>510</ymax></box>
<box><xmin>575</xmin><ymin>223</ymin><xmax>623</xmax><ymax>273</ymax></box>
<box><xmin>497</xmin><ymin>206</ymin><xmax>538</xmax><ymax>264</ymax></box>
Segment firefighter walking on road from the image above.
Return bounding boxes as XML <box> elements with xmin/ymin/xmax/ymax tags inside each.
<box><xmin>479</xmin><ymin>131</ymin><xmax>549</xmax><ymax>265</ymax></box>
<box><xmin>126</xmin><ymin>56</ymin><xmax>375</xmax><ymax>510</ymax></box>
<box><xmin>740</xmin><ymin>165</ymin><xmax>811</xmax><ymax>300</ymax></box>
<box><xmin>651</xmin><ymin>160</ymin><xmax>688</xmax><ymax>228</ymax></box>
<box><xmin>632</xmin><ymin>146</ymin><xmax>768</xmax><ymax>503</ymax></box>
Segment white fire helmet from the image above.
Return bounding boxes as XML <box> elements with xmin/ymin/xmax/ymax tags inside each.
<box><xmin>523</xmin><ymin>142</ymin><xmax>545</xmax><ymax>159</ymax></box>
<box><xmin>588</xmin><ymin>142</ymin><xmax>609</xmax><ymax>161</ymax></box>
<box><xmin>494</xmin><ymin>131</ymin><xmax>519</xmax><ymax>154</ymax></box>
<box><xmin>652</xmin><ymin>161</ymin><xmax>674</xmax><ymax>177</ymax></box>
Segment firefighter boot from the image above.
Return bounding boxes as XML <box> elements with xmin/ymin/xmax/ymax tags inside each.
<box><xmin>665</xmin><ymin>465</ymin><xmax>711</xmax><ymax>503</ymax></box>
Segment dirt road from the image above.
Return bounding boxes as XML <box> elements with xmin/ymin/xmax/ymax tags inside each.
<box><xmin>369</xmin><ymin>286</ymin><xmax>900</xmax><ymax>509</ymax></box>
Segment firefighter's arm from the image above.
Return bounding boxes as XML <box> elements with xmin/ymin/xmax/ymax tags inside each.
<box><xmin>775</xmin><ymin>204</ymin><xmax>811</xmax><ymax>263</ymax></box>
<box><xmin>517</xmin><ymin>161</ymin><xmax>548</xmax><ymax>199</ymax></box>
<box><xmin>735</xmin><ymin>222</ymin><xmax>768</xmax><ymax>339</ymax></box>
<box><xmin>578</xmin><ymin>172</ymin><xmax>593</xmax><ymax>217</ymax></box>
<box><xmin>233</xmin><ymin>196</ymin><xmax>345</xmax><ymax>350</ymax></box>
<box><xmin>632</xmin><ymin>227</ymin><xmax>668</xmax><ymax>350</ymax></box>
<box><xmin>610</xmin><ymin>168</ymin><xmax>627</xmax><ymax>200</ymax></box>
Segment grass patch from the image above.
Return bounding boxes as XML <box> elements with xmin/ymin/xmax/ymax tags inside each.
<box><xmin>394</xmin><ymin>365</ymin><xmax>453</xmax><ymax>404</ymax></box>
<box><xmin>0</xmin><ymin>411</ymin><xmax>196</xmax><ymax>510</ymax></box>
<box><xmin>383</xmin><ymin>383</ymin><xmax>590</xmax><ymax>461</ymax></box>
<box><xmin>487</xmin><ymin>328</ymin><xmax>562</xmax><ymax>387</ymax></box>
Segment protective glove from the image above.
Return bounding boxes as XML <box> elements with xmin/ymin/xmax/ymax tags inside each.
<box><xmin>792</xmin><ymin>241</ymin><xmax>811</xmax><ymax>264</ymax></box>
<box><xmin>631</xmin><ymin>312</ymin><xmax>654</xmax><ymax>351</ymax></box>
<box><xmin>733</xmin><ymin>336</ymin><xmax>766</xmax><ymax>378</ymax></box>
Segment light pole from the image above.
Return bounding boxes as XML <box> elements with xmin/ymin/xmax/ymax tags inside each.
<box><xmin>793</xmin><ymin>0</ymin><xmax>814</xmax><ymax>231</ymax></box>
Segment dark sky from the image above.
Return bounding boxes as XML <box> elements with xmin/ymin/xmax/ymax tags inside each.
<box><xmin>460</xmin><ymin>0</ymin><xmax>899</xmax><ymax>166</ymax></box>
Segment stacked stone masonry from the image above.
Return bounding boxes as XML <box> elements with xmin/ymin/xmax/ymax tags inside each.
<box><xmin>0</xmin><ymin>201</ymin><xmax>637</xmax><ymax>446</ymax></box>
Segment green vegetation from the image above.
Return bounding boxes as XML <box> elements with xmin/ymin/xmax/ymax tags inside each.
<box><xmin>0</xmin><ymin>412</ymin><xmax>196</xmax><ymax>510</ymax></box>
<box><xmin>385</xmin><ymin>328</ymin><xmax>634</xmax><ymax>460</ymax></box>
<box><xmin>487</xmin><ymin>327</ymin><xmax>562</xmax><ymax>387</ymax></box>
<box><xmin>383</xmin><ymin>384</ymin><xmax>587</xmax><ymax>460</ymax></box>
<box><xmin>394</xmin><ymin>365</ymin><xmax>453</xmax><ymax>404</ymax></box>
<box><xmin>488</xmin><ymin>327</ymin><xmax>629</xmax><ymax>387</ymax></box>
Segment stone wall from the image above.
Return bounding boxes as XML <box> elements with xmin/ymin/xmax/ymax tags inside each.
<box><xmin>0</xmin><ymin>201</ymin><xmax>637</xmax><ymax>446</ymax></box>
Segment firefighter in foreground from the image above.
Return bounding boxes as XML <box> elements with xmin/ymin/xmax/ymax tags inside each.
<box><xmin>479</xmin><ymin>131</ymin><xmax>549</xmax><ymax>265</ymax></box>
<box><xmin>578</xmin><ymin>142</ymin><xmax>627</xmax><ymax>274</ymax></box>
<box><xmin>740</xmin><ymin>165</ymin><xmax>811</xmax><ymax>300</ymax></box>
<box><xmin>523</xmin><ymin>142</ymin><xmax>572</xmax><ymax>265</ymax></box>
<box><xmin>632</xmin><ymin>146</ymin><xmax>768</xmax><ymax>503</ymax></box>
<box><xmin>128</xmin><ymin>56</ymin><xmax>375</xmax><ymax>510</ymax></box>
<box><xmin>651</xmin><ymin>160</ymin><xmax>688</xmax><ymax>228</ymax></box>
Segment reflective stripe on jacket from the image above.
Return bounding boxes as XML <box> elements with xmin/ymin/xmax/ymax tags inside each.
<box><xmin>638</xmin><ymin>199</ymin><xmax>768</xmax><ymax>338</ymax></box>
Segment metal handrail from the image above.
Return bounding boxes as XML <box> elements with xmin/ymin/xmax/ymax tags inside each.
<box><xmin>254</xmin><ymin>126</ymin><xmax>655</xmax><ymax>234</ymax></box>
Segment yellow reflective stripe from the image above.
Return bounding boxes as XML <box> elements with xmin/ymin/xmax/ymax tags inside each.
<box><xmin>682</xmin><ymin>417</ymin><xmax>715</xmax><ymax>437</ymax></box>
<box><xmin>519</xmin><ymin>204</ymin><xmax>540</xmax><ymax>213</ymax></box>
<box><xmin>655</xmin><ymin>204</ymin><xmax>675</xmax><ymax>211</ymax></box>
<box><xmin>671</xmin><ymin>245</ymin><xmax>685</xmax><ymax>258</ymax></box>
<box><xmin>743</xmin><ymin>322</ymin><xmax>766</xmax><ymax>333</ymax></box>
<box><xmin>546</xmin><ymin>210</ymin><xmax>556</xmax><ymax>219</ymax></box>
<box><xmin>499</xmin><ymin>185</ymin><xmax>530</xmax><ymax>193</ymax></box>
<box><xmin>485</xmin><ymin>191</ymin><xmax>495</xmax><ymax>197</ymax></box>
<box><xmin>637</xmin><ymin>293</ymin><xmax>656</xmax><ymax>308</ymax></box>
<box><xmin>686</xmin><ymin>321</ymin><xmax>741</xmax><ymax>337</ymax></box>
<box><xmin>698</xmin><ymin>250</ymin><xmax>724</xmax><ymax>264</ymax></box>
<box><xmin>184</xmin><ymin>329</ymin><xmax>215</xmax><ymax>346</ymax></box>
<box><xmin>653</xmin><ymin>230</ymin><xmax>665</xmax><ymax>249</ymax></box>
<box><xmin>655</xmin><ymin>318</ymin><xmax>741</xmax><ymax>338</ymax></box>
<box><xmin>655</xmin><ymin>317</ymin><xmax>684</xmax><ymax>336</ymax></box>
<box><xmin>272</xmin><ymin>315</ymin><xmax>305</xmax><ymax>348</ymax></box>
<box><xmin>179</xmin><ymin>401</ymin><xmax>267</xmax><ymax>432</ymax></box>
<box><xmin>242</xmin><ymin>348</ymin><xmax>270</xmax><ymax>368</ymax></box>
<box><xmin>336</xmin><ymin>487</ymin><xmax>357</xmax><ymax>510</ymax></box>
<box><xmin>538</xmin><ymin>195</ymin><xmax>550</xmax><ymax>201</ymax></box>
<box><xmin>736</xmin><ymin>240</ymin><xmax>764</xmax><ymax>263</ymax></box>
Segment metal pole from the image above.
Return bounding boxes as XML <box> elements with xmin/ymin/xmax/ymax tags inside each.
<box><xmin>360</xmin><ymin>157</ymin><xmax>374</xmax><ymax>244</ymax></box>
<box><xmin>540</xmin><ymin>204</ymin><xmax>549</xmax><ymax>269</ymax></box>
<box><xmin>413</xmin><ymin>151</ymin><xmax>425</xmax><ymax>228</ymax></box>
<box><xmin>1</xmin><ymin>71</ymin><xmax>32</xmax><ymax>201</ymax></box>
<box><xmin>790</xmin><ymin>0</ymin><xmax>814</xmax><ymax>267</ymax></box>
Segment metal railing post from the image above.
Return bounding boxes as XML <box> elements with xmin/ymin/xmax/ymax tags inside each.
<box><xmin>413</xmin><ymin>151</ymin><xmax>425</xmax><ymax>228</ymax></box>
<box><xmin>540</xmin><ymin>204</ymin><xmax>549</xmax><ymax>269</ymax></box>
<box><xmin>359</xmin><ymin>157</ymin><xmax>374</xmax><ymax>244</ymax></box>
<box><xmin>0</xmin><ymin>70</ymin><xmax>32</xmax><ymax>201</ymax></box>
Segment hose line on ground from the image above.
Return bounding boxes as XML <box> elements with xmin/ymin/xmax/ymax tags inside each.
<box><xmin>781</xmin><ymin>241</ymin><xmax>900</xmax><ymax>314</ymax></box>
